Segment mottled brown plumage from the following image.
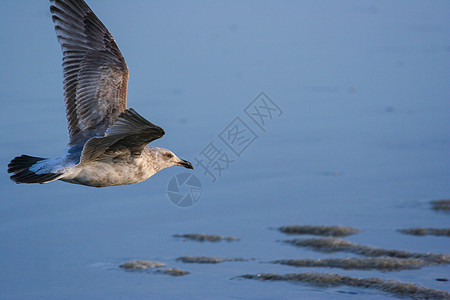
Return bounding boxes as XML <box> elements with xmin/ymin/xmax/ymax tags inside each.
<box><xmin>51</xmin><ymin>0</ymin><xmax>129</xmax><ymax>145</ymax></box>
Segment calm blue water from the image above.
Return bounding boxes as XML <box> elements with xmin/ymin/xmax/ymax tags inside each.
<box><xmin>1</xmin><ymin>1</ymin><xmax>449</xmax><ymax>299</ymax></box>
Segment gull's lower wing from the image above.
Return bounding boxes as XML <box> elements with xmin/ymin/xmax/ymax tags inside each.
<box><xmin>80</xmin><ymin>109</ymin><xmax>165</xmax><ymax>163</ymax></box>
<box><xmin>50</xmin><ymin>0</ymin><xmax>129</xmax><ymax>145</ymax></box>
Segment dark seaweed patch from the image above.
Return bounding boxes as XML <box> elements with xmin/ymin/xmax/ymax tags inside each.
<box><xmin>279</xmin><ymin>225</ymin><xmax>359</xmax><ymax>237</ymax></box>
<box><xmin>119</xmin><ymin>260</ymin><xmax>189</xmax><ymax>276</ymax></box>
<box><xmin>173</xmin><ymin>233</ymin><xmax>239</xmax><ymax>242</ymax></box>
<box><xmin>272</xmin><ymin>257</ymin><xmax>427</xmax><ymax>271</ymax></box>
<box><xmin>398</xmin><ymin>228</ymin><xmax>450</xmax><ymax>237</ymax></box>
<box><xmin>431</xmin><ymin>200</ymin><xmax>450</xmax><ymax>213</ymax></box>
<box><xmin>283</xmin><ymin>237</ymin><xmax>450</xmax><ymax>264</ymax></box>
<box><xmin>177</xmin><ymin>256</ymin><xmax>248</xmax><ymax>264</ymax></box>
<box><xmin>236</xmin><ymin>272</ymin><xmax>450</xmax><ymax>299</ymax></box>
<box><xmin>157</xmin><ymin>268</ymin><xmax>190</xmax><ymax>276</ymax></box>
<box><xmin>119</xmin><ymin>260</ymin><xmax>166</xmax><ymax>270</ymax></box>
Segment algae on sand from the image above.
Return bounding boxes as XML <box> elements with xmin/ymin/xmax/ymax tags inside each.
<box><xmin>177</xmin><ymin>256</ymin><xmax>248</xmax><ymax>264</ymax></box>
<box><xmin>397</xmin><ymin>228</ymin><xmax>450</xmax><ymax>237</ymax></box>
<box><xmin>283</xmin><ymin>237</ymin><xmax>450</xmax><ymax>264</ymax></box>
<box><xmin>173</xmin><ymin>233</ymin><xmax>238</xmax><ymax>242</ymax></box>
<box><xmin>278</xmin><ymin>225</ymin><xmax>359</xmax><ymax>237</ymax></box>
<box><xmin>430</xmin><ymin>199</ymin><xmax>450</xmax><ymax>213</ymax></box>
<box><xmin>119</xmin><ymin>260</ymin><xmax>166</xmax><ymax>270</ymax></box>
<box><xmin>237</xmin><ymin>272</ymin><xmax>450</xmax><ymax>300</ymax></box>
<box><xmin>158</xmin><ymin>268</ymin><xmax>190</xmax><ymax>276</ymax></box>
<box><xmin>272</xmin><ymin>257</ymin><xmax>428</xmax><ymax>271</ymax></box>
<box><xmin>119</xmin><ymin>260</ymin><xmax>189</xmax><ymax>276</ymax></box>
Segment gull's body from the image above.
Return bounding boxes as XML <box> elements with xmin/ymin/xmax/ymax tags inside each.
<box><xmin>8</xmin><ymin>0</ymin><xmax>193</xmax><ymax>187</ymax></box>
<box><xmin>57</xmin><ymin>147</ymin><xmax>172</xmax><ymax>187</ymax></box>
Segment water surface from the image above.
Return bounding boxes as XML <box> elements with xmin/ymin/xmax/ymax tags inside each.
<box><xmin>0</xmin><ymin>1</ymin><xmax>449</xmax><ymax>299</ymax></box>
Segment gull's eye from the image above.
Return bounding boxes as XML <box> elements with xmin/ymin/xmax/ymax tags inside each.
<box><xmin>166</xmin><ymin>153</ymin><xmax>173</xmax><ymax>158</ymax></box>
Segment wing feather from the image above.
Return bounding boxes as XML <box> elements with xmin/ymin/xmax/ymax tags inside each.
<box><xmin>50</xmin><ymin>0</ymin><xmax>129</xmax><ymax>145</ymax></box>
<box><xmin>80</xmin><ymin>109</ymin><xmax>165</xmax><ymax>163</ymax></box>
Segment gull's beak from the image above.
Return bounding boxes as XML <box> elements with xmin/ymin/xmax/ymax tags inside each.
<box><xmin>178</xmin><ymin>159</ymin><xmax>193</xmax><ymax>169</ymax></box>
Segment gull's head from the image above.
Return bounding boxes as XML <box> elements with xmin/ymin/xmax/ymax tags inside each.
<box><xmin>150</xmin><ymin>147</ymin><xmax>193</xmax><ymax>171</ymax></box>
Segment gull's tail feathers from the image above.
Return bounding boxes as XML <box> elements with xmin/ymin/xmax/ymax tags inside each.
<box><xmin>8</xmin><ymin>155</ymin><xmax>62</xmax><ymax>184</ymax></box>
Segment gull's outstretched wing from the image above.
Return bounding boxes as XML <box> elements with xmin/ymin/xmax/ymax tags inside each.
<box><xmin>50</xmin><ymin>0</ymin><xmax>129</xmax><ymax>145</ymax></box>
<box><xmin>80</xmin><ymin>108</ymin><xmax>165</xmax><ymax>163</ymax></box>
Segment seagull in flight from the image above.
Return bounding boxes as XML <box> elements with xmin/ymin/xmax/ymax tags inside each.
<box><xmin>8</xmin><ymin>0</ymin><xmax>193</xmax><ymax>187</ymax></box>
